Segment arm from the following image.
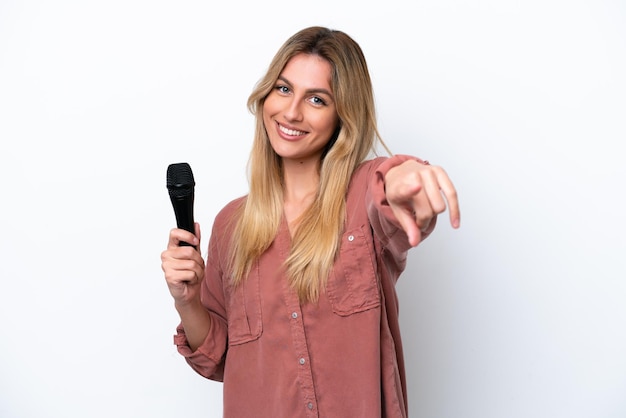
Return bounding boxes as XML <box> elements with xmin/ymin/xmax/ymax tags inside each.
<box><xmin>161</xmin><ymin>223</ymin><xmax>210</xmax><ymax>351</ymax></box>
<box><xmin>367</xmin><ymin>155</ymin><xmax>460</xmax><ymax>264</ymax></box>
<box><xmin>162</xmin><ymin>223</ymin><xmax>228</xmax><ymax>381</ymax></box>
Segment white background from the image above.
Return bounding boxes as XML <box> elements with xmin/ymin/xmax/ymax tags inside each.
<box><xmin>1</xmin><ymin>0</ymin><xmax>625</xmax><ymax>417</ymax></box>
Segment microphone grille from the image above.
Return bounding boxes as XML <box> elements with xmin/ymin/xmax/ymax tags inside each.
<box><xmin>167</xmin><ymin>163</ymin><xmax>195</xmax><ymax>198</ymax></box>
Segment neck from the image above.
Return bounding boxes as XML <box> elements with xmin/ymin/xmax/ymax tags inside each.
<box><xmin>282</xmin><ymin>158</ymin><xmax>320</xmax><ymax>202</ymax></box>
<box><xmin>282</xmin><ymin>158</ymin><xmax>320</xmax><ymax>231</ymax></box>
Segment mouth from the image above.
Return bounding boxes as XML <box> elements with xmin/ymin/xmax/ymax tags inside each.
<box><xmin>278</xmin><ymin>123</ymin><xmax>307</xmax><ymax>137</ymax></box>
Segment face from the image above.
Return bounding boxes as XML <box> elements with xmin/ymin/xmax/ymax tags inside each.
<box><xmin>263</xmin><ymin>53</ymin><xmax>339</xmax><ymax>165</ymax></box>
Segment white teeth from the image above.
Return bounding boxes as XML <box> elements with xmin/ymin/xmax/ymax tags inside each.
<box><xmin>279</xmin><ymin>124</ymin><xmax>305</xmax><ymax>136</ymax></box>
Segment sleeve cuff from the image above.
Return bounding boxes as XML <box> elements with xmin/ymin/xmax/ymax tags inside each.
<box><xmin>173</xmin><ymin>313</ymin><xmax>228</xmax><ymax>381</ymax></box>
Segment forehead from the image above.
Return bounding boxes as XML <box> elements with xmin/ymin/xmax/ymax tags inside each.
<box><xmin>280</xmin><ymin>53</ymin><xmax>333</xmax><ymax>91</ymax></box>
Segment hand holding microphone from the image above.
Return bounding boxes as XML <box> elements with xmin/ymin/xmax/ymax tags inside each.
<box><xmin>162</xmin><ymin>162</ymin><xmax>205</xmax><ymax>306</ymax></box>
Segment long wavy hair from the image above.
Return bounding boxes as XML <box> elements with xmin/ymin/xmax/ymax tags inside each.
<box><xmin>228</xmin><ymin>26</ymin><xmax>391</xmax><ymax>302</ymax></box>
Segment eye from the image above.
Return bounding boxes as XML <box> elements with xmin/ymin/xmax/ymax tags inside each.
<box><xmin>309</xmin><ymin>96</ymin><xmax>327</xmax><ymax>106</ymax></box>
<box><xmin>275</xmin><ymin>85</ymin><xmax>290</xmax><ymax>95</ymax></box>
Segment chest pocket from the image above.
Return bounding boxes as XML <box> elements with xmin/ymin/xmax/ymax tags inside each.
<box><xmin>226</xmin><ymin>263</ymin><xmax>263</xmax><ymax>346</ymax></box>
<box><xmin>326</xmin><ymin>225</ymin><xmax>381</xmax><ymax>316</ymax></box>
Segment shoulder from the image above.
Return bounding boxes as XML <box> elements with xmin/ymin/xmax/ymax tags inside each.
<box><xmin>358</xmin><ymin>156</ymin><xmax>388</xmax><ymax>171</ymax></box>
<box><xmin>206</xmin><ymin>195</ymin><xmax>247</xmax><ymax>259</ymax></box>
<box><xmin>351</xmin><ymin>157</ymin><xmax>388</xmax><ymax>182</ymax></box>
<box><xmin>212</xmin><ymin>195</ymin><xmax>247</xmax><ymax>233</ymax></box>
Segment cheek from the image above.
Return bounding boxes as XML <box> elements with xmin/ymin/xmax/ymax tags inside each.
<box><xmin>262</xmin><ymin>109</ymin><xmax>270</xmax><ymax>126</ymax></box>
<box><xmin>262</xmin><ymin>95</ymin><xmax>277</xmax><ymax>120</ymax></box>
<box><xmin>262</xmin><ymin>106</ymin><xmax>275</xmax><ymax>131</ymax></box>
<box><xmin>261</xmin><ymin>95</ymin><xmax>272</xmax><ymax>121</ymax></box>
<box><xmin>316</xmin><ymin>114</ymin><xmax>339</xmax><ymax>135</ymax></box>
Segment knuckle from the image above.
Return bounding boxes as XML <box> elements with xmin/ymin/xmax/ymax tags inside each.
<box><xmin>415</xmin><ymin>211</ymin><xmax>433</xmax><ymax>225</ymax></box>
<box><xmin>432</xmin><ymin>201</ymin><xmax>446</xmax><ymax>213</ymax></box>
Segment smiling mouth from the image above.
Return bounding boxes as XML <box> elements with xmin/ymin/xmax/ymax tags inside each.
<box><xmin>279</xmin><ymin>123</ymin><xmax>307</xmax><ymax>137</ymax></box>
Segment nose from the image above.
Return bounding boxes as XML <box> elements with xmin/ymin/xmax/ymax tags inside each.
<box><xmin>283</xmin><ymin>98</ymin><xmax>303</xmax><ymax>122</ymax></box>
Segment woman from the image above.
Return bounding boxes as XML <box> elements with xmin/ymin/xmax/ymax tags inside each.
<box><xmin>161</xmin><ymin>26</ymin><xmax>460</xmax><ymax>417</ymax></box>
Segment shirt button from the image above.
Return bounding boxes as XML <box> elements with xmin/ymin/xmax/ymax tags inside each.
<box><xmin>291</xmin><ymin>312</ymin><xmax>298</xmax><ymax>319</ymax></box>
<box><xmin>307</xmin><ymin>402</ymin><xmax>314</xmax><ymax>410</ymax></box>
<box><xmin>348</xmin><ymin>235</ymin><xmax>354</xmax><ymax>242</ymax></box>
<box><xmin>299</xmin><ymin>358</ymin><xmax>306</xmax><ymax>365</ymax></box>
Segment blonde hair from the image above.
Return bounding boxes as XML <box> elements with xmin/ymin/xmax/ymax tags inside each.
<box><xmin>229</xmin><ymin>26</ymin><xmax>391</xmax><ymax>302</ymax></box>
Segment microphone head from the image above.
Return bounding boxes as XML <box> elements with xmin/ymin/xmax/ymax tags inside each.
<box><xmin>167</xmin><ymin>162</ymin><xmax>195</xmax><ymax>199</ymax></box>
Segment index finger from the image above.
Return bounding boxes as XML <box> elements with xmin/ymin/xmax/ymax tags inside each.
<box><xmin>439</xmin><ymin>176</ymin><xmax>460</xmax><ymax>228</ymax></box>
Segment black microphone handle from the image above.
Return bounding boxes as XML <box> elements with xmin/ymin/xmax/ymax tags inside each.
<box><xmin>170</xmin><ymin>195</ymin><xmax>196</xmax><ymax>248</ymax></box>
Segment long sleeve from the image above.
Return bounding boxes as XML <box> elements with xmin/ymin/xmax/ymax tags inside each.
<box><xmin>173</xmin><ymin>202</ymin><xmax>240</xmax><ymax>382</ymax></box>
<box><xmin>173</xmin><ymin>258</ymin><xmax>228</xmax><ymax>381</ymax></box>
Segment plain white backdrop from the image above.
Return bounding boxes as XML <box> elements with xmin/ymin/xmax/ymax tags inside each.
<box><xmin>1</xmin><ymin>0</ymin><xmax>625</xmax><ymax>417</ymax></box>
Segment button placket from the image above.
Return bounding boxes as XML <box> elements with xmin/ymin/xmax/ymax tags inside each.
<box><xmin>282</xmin><ymin>275</ymin><xmax>318</xmax><ymax>417</ymax></box>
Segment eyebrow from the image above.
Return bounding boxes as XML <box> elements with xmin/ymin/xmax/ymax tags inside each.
<box><xmin>277</xmin><ymin>76</ymin><xmax>334</xmax><ymax>99</ymax></box>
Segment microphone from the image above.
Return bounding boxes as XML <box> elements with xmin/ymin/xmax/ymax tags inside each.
<box><xmin>166</xmin><ymin>162</ymin><xmax>196</xmax><ymax>248</ymax></box>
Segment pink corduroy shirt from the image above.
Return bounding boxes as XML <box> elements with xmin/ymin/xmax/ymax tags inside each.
<box><xmin>174</xmin><ymin>155</ymin><xmax>434</xmax><ymax>417</ymax></box>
